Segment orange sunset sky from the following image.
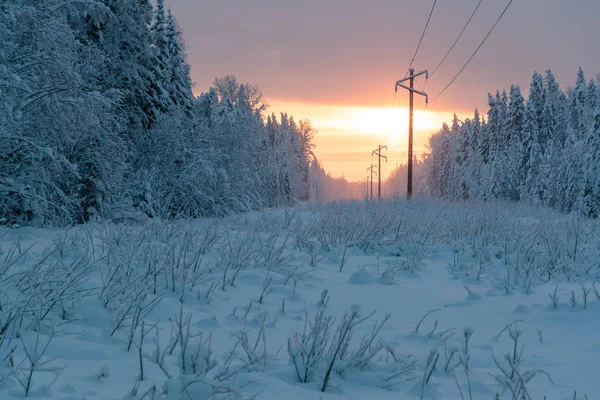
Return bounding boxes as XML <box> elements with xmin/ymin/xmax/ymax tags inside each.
<box><xmin>167</xmin><ymin>0</ymin><xmax>599</xmax><ymax>182</ymax></box>
<box><xmin>267</xmin><ymin>101</ymin><xmax>461</xmax><ymax>181</ymax></box>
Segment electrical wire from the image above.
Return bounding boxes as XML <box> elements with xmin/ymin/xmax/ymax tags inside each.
<box><xmin>404</xmin><ymin>0</ymin><xmax>438</xmax><ymax>78</ymax></box>
<box><xmin>415</xmin><ymin>79</ymin><xmax>425</xmax><ymax>92</ymax></box>
<box><xmin>429</xmin><ymin>0</ymin><xmax>515</xmax><ymax>104</ymax></box>
<box><xmin>377</xmin><ymin>1</ymin><xmax>436</xmax><ymax>183</ymax></box>
<box><xmin>428</xmin><ymin>0</ymin><xmax>484</xmax><ymax>80</ymax></box>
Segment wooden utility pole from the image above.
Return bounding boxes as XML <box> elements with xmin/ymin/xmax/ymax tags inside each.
<box><xmin>395</xmin><ymin>68</ymin><xmax>428</xmax><ymax>199</ymax></box>
<box><xmin>372</xmin><ymin>145</ymin><xmax>387</xmax><ymax>199</ymax></box>
<box><xmin>367</xmin><ymin>164</ymin><xmax>377</xmax><ymax>200</ymax></box>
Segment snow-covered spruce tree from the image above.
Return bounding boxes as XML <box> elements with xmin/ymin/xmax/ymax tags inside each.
<box><xmin>96</xmin><ymin>0</ymin><xmax>164</xmax><ymax>132</ymax></box>
<box><xmin>452</xmin><ymin>114</ymin><xmax>468</xmax><ymax>199</ymax></box>
<box><xmin>504</xmin><ymin>84</ymin><xmax>526</xmax><ymax>201</ymax></box>
<box><xmin>542</xmin><ymin>70</ymin><xmax>568</xmax><ymax>150</ymax></box>
<box><xmin>581</xmin><ymin>107</ymin><xmax>600</xmax><ymax>217</ymax></box>
<box><xmin>423</xmin><ymin>68</ymin><xmax>600</xmax><ymax>217</ymax></box>
<box><xmin>468</xmin><ymin>110</ymin><xmax>483</xmax><ymax>199</ymax></box>
<box><xmin>583</xmin><ymin>78</ymin><xmax>598</xmax><ymax>133</ymax></box>
<box><xmin>149</xmin><ymin>0</ymin><xmax>175</xmax><ymax>115</ymax></box>
<box><xmin>519</xmin><ymin>73</ymin><xmax>545</xmax><ymax>202</ymax></box>
<box><xmin>166</xmin><ymin>9</ymin><xmax>194</xmax><ymax>111</ymax></box>
<box><xmin>561</xmin><ymin>126</ymin><xmax>585</xmax><ymax>213</ymax></box>
<box><xmin>570</xmin><ymin>68</ymin><xmax>588</xmax><ymax>141</ymax></box>
<box><xmin>485</xmin><ymin>91</ymin><xmax>510</xmax><ymax>199</ymax></box>
<box><xmin>424</xmin><ymin>123</ymin><xmax>451</xmax><ymax>198</ymax></box>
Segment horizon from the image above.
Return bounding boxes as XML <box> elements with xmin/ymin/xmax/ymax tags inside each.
<box><xmin>171</xmin><ymin>0</ymin><xmax>600</xmax><ymax>181</ymax></box>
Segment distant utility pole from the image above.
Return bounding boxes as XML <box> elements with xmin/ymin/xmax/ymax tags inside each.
<box><xmin>372</xmin><ymin>145</ymin><xmax>387</xmax><ymax>199</ymax></box>
<box><xmin>395</xmin><ymin>68</ymin><xmax>428</xmax><ymax>200</ymax></box>
<box><xmin>367</xmin><ymin>164</ymin><xmax>377</xmax><ymax>200</ymax></box>
<box><xmin>365</xmin><ymin>177</ymin><xmax>369</xmax><ymax>200</ymax></box>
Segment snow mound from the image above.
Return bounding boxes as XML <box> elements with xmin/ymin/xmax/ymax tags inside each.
<box><xmin>513</xmin><ymin>304</ymin><xmax>532</xmax><ymax>314</ymax></box>
<box><xmin>347</xmin><ymin>268</ymin><xmax>377</xmax><ymax>285</ymax></box>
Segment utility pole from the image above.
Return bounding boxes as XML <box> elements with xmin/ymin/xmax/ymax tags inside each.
<box><xmin>367</xmin><ymin>164</ymin><xmax>376</xmax><ymax>200</ymax></box>
<box><xmin>365</xmin><ymin>177</ymin><xmax>369</xmax><ymax>200</ymax></box>
<box><xmin>372</xmin><ymin>145</ymin><xmax>387</xmax><ymax>199</ymax></box>
<box><xmin>395</xmin><ymin>68</ymin><xmax>428</xmax><ymax>199</ymax></box>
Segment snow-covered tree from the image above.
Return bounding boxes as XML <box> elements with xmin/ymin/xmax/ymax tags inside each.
<box><xmin>166</xmin><ymin>9</ymin><xmax>194</xmax><ymax>110</ymax></box>
<box><xmin>424</xmin><ymin>68</ymin><xmax>600</xmax><ymax>216</ymax></box>
<box><xmin>0</xmin><ymin>2</ymin><xmax>320</xmax><ymax>225</ymax></box>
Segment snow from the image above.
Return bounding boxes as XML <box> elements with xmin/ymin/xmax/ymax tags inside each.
<box><xmin>347</xmin><ymin>268</ymin><xmax>377</xmax><ymax>285</ymax></box>
<box><xmin>0</xmin><ymin>200</ymin><xmax>598</xmax><ymax>399</ymax></box>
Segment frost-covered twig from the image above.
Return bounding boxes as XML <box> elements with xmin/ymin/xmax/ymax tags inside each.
<box><xmin>11</xmin><ymin>327</ymin><xmax>63</xmax><ymax>397</ymax></box>
<box><xmin>415</xmin><ymin>309</ymin><xmax>440</xmax><ymax>334</ymax></box>
<box><xmin>420</xmin><ymin>348</ymin><xmax>439</xmax><ymax>400</ymax></box>
<box><xmin>548</xmin><ymin>286</ymin><xmax>560</xmax><ymax>309</ymax></box>
<box><xmin>288</xmin><ymin>290</ymin><xmax>333</xmax><ymax>384</ymax></box>
<box><xmin>258</xmin><ymin>275</ymin><xmax>275</xmax><ymax>305</ymax></box>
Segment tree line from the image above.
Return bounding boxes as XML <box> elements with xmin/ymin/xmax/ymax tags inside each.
<box><xmin>0</xmin><ymin>0</ymin><xmax>336</xmax><ymax>225</ymax></box>
<box><xmin>423</xmin><ymin>68</ymin><xmax>600</xmax><ymax>216</ymax></box>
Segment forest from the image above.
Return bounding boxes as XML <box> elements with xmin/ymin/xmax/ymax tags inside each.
<box><xmin>0</xmin><ymin>0</ymin><xmax>351</xmax><ymax>226</ymax></box>
<box><xmin>6</xmin><ymin>1</ymin><xmax>596</xmax><ymax>226</ymax></box>
<box><xmin>424</xmin><ymin>69</ymin><xmax>600</xmax><ymax>216</ymax></box>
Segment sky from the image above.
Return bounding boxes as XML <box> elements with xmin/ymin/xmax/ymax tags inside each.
<box><xmin>167</xmin><ymin>0</ymin><xmax>600</xmax><ymax>181</ymax></box>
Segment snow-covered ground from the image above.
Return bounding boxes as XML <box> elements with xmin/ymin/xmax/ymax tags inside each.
<box><xmin>0</xmin><ymin>200</ymin><xmax>598</xmax><ymax>400</ymax></box>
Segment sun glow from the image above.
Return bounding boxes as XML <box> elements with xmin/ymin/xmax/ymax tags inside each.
<box><xmin>331</xmin><ymin>107</ymin><xmax>447</xmax><ymax>148</ymax></box>
<box><xmin>268</xmin><ymin>100</ymin><xmax>462</xmax><ymax>181</ymax></box>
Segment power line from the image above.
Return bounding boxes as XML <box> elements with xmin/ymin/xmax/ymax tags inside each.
<box><xmin>372</xmin><ymin>145</ymin><xmax>387</xmax><ymax>199</ymax></box>
<box><xmin>429</xmin><ymin>0</ymin><xmax>484</xmax><ymax>80</ymax></box>
<box><xmin>382</xmin><ymin>1</ymin><xmax>435</xmax><ymax>186</ymax></box>
<box><xmin>393</xmin><ymin>128</ymin><xmax>409</xmax><ymax>151</ymax></box>
<box><xmin>394</xmin><ymin>69</ymin><xmax>428</xmax><ymax>199</ymax></box>
<box><xmin>383</xmin><ymin>1</ymin><xmax>435</xmax><ymax>167</ymax></box>
<box><xmin>404</xmin><ymin>0</ymin><xmax>438</xmax><ymax>78</ymax></box>
<box><xmin>416</xmin><ymin>0</ymin><xmax>482</xmax><ymax>111</ymax></box>
<box><xmin>429</xmin><ymin>0</ymin><xmax>515</xmax><ymax>104</ymax></box>
<box><xmin>414</xmin><ymin>76</ymin><xmax>429</xmax><ymax>119</ymax></box>
<box><xmin>415</xmin><ymin>78</ymin><xmax>425</xmax><ymax>92</ymax></box>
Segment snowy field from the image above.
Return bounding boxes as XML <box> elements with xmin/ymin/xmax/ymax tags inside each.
<box><xmin>0</xmin><ymin>200</ymin><xmax>598</xmax><ymax>400</ymax></box>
